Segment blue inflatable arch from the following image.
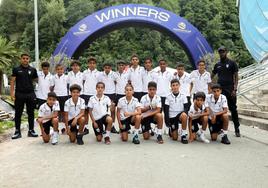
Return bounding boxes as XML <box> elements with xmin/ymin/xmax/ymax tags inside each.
<box><xmin>53</xmin><ymin>4</ymin><xmax>213</xmax><ymax>68</ymax></box>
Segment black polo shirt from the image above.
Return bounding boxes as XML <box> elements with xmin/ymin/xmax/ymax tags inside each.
<box><xmin>212</xmin><ymin>58</ymin><xmax>238</xmax><ymax>88</ymax></box>
<box><xmin>12</xmin><ymin>65</ymin><xmax>38</xmax><ymax>93</ymax></box>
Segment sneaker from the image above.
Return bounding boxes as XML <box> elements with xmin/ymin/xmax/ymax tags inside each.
<box><xmin>104</xmin><ymin>136</ymin><xmax>111</xmax><ymax>145</ymax></box>
<box><xmin>132</xmin><ymin>135</ymin><xmax>140</xmax><ymax>144</ymax></box>
<box><xmin>199</xmin><ymin>133</ymin><xmax>210</xmax><ymax>143</ymax></box>
<box><xmin>111</xmin><ymin>126</ymin><xmax>119</xmax><ymax>134</ymax></box>
<box><xmin>157</xmin><ymin>135</ymin><xmax>164</xmax><ymax>144</ymax></box>
<box><xmin>221</xmin><ymin>134</ymin><xmax>231</xmax><ymax>145</ymax></box>
<box><xmin>51</xmin><ymin>132</ymin><xmax>59</xmax><ymax>145</ymax></box>
<box><xmin>76</xmin><ymin>134</ymin><xmax>84</xmax><ymax>145</ymax></box>
<box><xmin>12</xmin><ymin>130</ymin><xmax>21</xmax><ymax>139</ymax></box>
<box><xmin>28</xmin><ymin>130</ymin><xmax>38</xmax><ymax>137</ymax></box>
<box><xmin>84</xmin><ymin>127</ymin><xmax>89</xmax><ymax>135</ymax></box>
<box><xmin>181</xmin><ymin>135</ymin><xmax>188</xmax><ymax>144</ymax></box>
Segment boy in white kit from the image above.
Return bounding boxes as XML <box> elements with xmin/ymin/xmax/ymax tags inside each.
<box><xmin>205</xmin><ymin>84</ymin><xmax>230</xmax><ymax>145</ymax></box>
<box><xmin>115</xmin><ymin>61</ymin><xmax>128</xmax><ymax>105</ymax></box>
<box><xmin>190</xmin><ymin>60</ymin><xmax>211</xmax><ymax>95</ymax></box>
<box><xmin>67</xmin><ymin>60</ymin><xmax>83</xmax><ymax>95</ymax></box>
<box><xmin>37</xmin><ymin>92</ymin><xmax>60</xmax><ymax>145</ymax></box>
<box><xmin>142</xmin><ymin>57</ymin><xmax>157</xmax><ymax>96</ymax></box>
<box><xmin>36</xmin><ymin>61</ymin><xmax>52</xmax><ymax>108</ymax></box>
<box><xmin>88</xmin><ymin>82</ymin><xmax>113</xmax><ymax>145</ymax></box>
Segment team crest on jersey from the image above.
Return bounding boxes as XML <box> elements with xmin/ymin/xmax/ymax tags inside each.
<box><xmin>172</xmin><ymin>124</ymin><xmax>175</xmax><ymax>129</ymax></box>
<box><xmin>28</xmin><ymin>70</ymin><xmax>31</xmax><ymax>75</ymax></box>
<box><xmin>226</xmin><ymin>64</ymin><xmax>229</xmax><ymax>68</ymax></box>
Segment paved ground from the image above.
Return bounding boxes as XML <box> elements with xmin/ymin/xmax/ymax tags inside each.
<box><xmin>0</xmin><ymin>123</ymin><xmax>268</xmax><ymax>188</ymax></box>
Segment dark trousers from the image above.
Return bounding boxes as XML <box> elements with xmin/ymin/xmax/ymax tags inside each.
<box><xmin>221</xmin><ymin>88</ymin><xmax>240</xmax><ymax>131</ymax></box>
<box><xmin>15</xmin><ymin>92</ymin><xmax>36</xmax><ymax>132</ymax></box>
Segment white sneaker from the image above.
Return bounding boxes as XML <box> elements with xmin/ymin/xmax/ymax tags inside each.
<box><xmin>199</xmin><ymin>133</ymin><xmax>210</xmax><ymax>143</ymax></box>
<box><xmin>51</xmin><ymin>132</ymin><xmax>59</xmax><ymax>145</ymax></box>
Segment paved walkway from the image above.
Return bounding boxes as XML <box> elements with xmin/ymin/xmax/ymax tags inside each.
<box><xmin>0</xmin><ymin>124</ymin><xmax>267</xmax><ymax>188</ymax></box>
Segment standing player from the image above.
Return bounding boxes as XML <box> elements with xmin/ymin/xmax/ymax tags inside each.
<box><xmin>140</xmin><ymin>81</ymin><xmax>164</xmax><ymax>144</ymax></box>
<box><xmin>190</xmin><ymin>60</ymin><xmax>211</xmax><ymax>95</ymax></box>
<box><xmin>205</xmin><ymin>84</ymin><xmax>231</xmax><ymax>144</ymax></box>
<box><xmin>165</xmin><ymin>79</ymin><xmax>188</xmax><ymax>144</ymax></box>
<box><xmin>142</xmin><ymin>57</ymin><xmax>156</xmax><ymax>96</ymax></box>
<box><xmin>64</xmin><ymin>84</ymin><xmax>85</xmax><ymax>145</ymax></box>
<box><xmin>67</xmin><ymin>60</ymin><xmax>83</xmax><ymax>95</ymax></box>
<box><xmin>117</xmin><ymin>84</ymin><xmax>142</xmax><ymax>144</ymax></box>
<box><xmin>128</xmin><ymin>54</ymin><xmax>144</xmax><ymax>101</ymax></box>
<box><xmin>115</xmin><ymin>60</ymin><xmax>129</xmax><ymax>105</ymax></box>
<box><xmin>98</xmin><ymin>63</ymin><xmax>119</xmax><ymax>134</ymax></box>
<box><xmin>88</xmin><ymin>82</ymin><xmax>113</xmax><ymax>144</ymax></box>
<box><xmin>188</xmin><ymin>92</ymin><xmax>210</xmax><ymax>143</ymax></box>
<box><xmin>36</xmin><ymin>61</ymin><xmax>52</xmax><ymax>108</ymax></box>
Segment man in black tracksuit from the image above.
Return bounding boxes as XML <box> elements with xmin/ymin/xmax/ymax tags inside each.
<box><xmin>10</xmin><ymin>53</ymin><xmax>39</xmax><ymax>139</ymax></box>
<box><xmin>212</xmin><ymin>46</ymin><xmax>241</xmax><ymax>137</ymax></box>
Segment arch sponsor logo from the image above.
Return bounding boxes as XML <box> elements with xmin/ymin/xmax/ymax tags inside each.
<box><xmin>94</xmin><ymin>5</ymin><xmax>170</xmax><ymax>23</ymax></box>
<box><xmin>73</xmin><ymin>24</ymin><xmax>91</xmax><ymax>36</ymax></box>
<box><xmin>173</xmin><ymin>22</ymin><xmax>191</xmax><ymax>33</ymax></box>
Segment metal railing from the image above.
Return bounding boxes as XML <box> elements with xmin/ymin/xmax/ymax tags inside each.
<box><xmin>239</xmin><ymin>62</ymin><xmax>268</xmax><ymax>78</ymax></box>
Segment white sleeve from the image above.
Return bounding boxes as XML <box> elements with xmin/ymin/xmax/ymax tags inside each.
<box><xmin>222</xmin><ymin>96</ymin><xmax>228</xmax><ymax>108</ymax></box>
<box><xmin>64</xmin><ymin>101</ymin><xmax>69</xmax><ymax>112</ymax></box>
<box><xmin>50</xmin><ymin>76</ymin><xmax>55</xmax><ymax>87</ymax></box>
<box><xmin>165</xmin><ymin>97</ymin><xmax>169</xmax><ymax>106</ymax></box>
<box><xmin>54</xmin><ymin>101</ymin><xmax>60</xmax><ymax>111</ymax></box>
<box><xmin>207</xmin><ymin>72</ymin><xmax>212</xmax><ymax>83</ymax></box>
<box><xmin>107</xmin><ymin>97</ymin><xmax>111</xmax><ymax>107</ymax></box>
<box><xmin>140</xmin><ymin>97</ymin><xmax>146</xmax><ymax>108</ymax></box>
<box><xmin>88</xmin><ymin>98</ymin><xmax>93</xmax><ymax>109</ymax></box>
<box><xmin>157</xmin><ymin>96</ymin><xmax>162</xmax><ymax>108</ymax></box>
<box><xmin>81</xmin><ymin>99</ymin><xmax>85</xmax><ymax>110</ymax></box>
<box><xmin>38</xmin><ymin>106</ymin><xmax>43</xmax><ymax>117</ymax></box>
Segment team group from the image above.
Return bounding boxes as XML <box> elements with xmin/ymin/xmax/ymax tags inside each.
<box><xmin>34</xmin><ymin>54</ymin><xmax>233</xmax><ymax>146</ymax></box>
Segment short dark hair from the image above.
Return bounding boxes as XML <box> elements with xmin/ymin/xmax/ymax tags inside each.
<box><xmin>170</xmin><ymin>78</ymin><xmax>180</xmax><ymax>85</ymax></box>
<box><xmin>158</xmin><ymin>59</ymin><xmax>166</xmax><ymax>64</ymax></box>
<box><xmin>70</xmin><ymin>84</ymin><xmax>81</xmax><ymax>92</ymax></box>
<box><xmin>71</xmin><ymin>60</ymin><xmax>81</xmax><ymax>67</ymax></box>
<box><xmin>55</xmin><ymin>64</ymin><xmax>63</xmax><ymax>69</ymax></box>
<box><xmin>131</xmin><ymin>54</ymin><xmax>138</xmax><ymax>60</ymax></box>
<box><xmin>194</xmin><ymin>92</ymin><xmax>206</xmax><ymax>100</ymax></box>
<box><xmin>117</xmin><ymin>60</ymin><xmax>126</xmax><ymax>65</ymax></box>
<box><xmin>144</xmin><ymin>57</ymin><xmax>152</xmax><ymax>62</ymax></box>
<box><xmin>211</xmin><ymin>83</ymin><xmax>222</xmax><ymax>90</ymax></box>
<box><xmin>197</xmin><ymin>59</ymin><xmax>206</xmax><ymax>65</ymax></box>
<box><xmin>41</xmin><ymin>61</ymin><xmax>50</xmax><ymax>68</ymax></box>
<box><xmin>47</xmin><ymin>91</ymin><xmax>57</xmax><ymax>98</ymax></box>
<box><xmin>176</xmin><ymin>63</ymin><xmax>184</xmax><ymax>68</ymax></box>
<box><xmin>103</xmin><ymin>63</ymin><xmax>112</xmax><ymax>68</ymax></box>
<box><xmin>125</xmin><ymin>83</ymin><xmax>134</xmax><ymax>90</ymax></box>
<box><xmin>21</xmin><ymin>53</ymin><xmax>30</xmax><ymax>58</ymax></box>
<box><xmin>148</xmin><ymin>81</ymin><xmax>157</xmax><ymax>89</ymax></box>
<box><xmin>96</xmin><ymin>82</ymin><xmax>105</xmax><ymax>88</ymax></box>
<box><xmin>88</xmin><ymin>57</ymin><xmax>96</xmax><ymax>63</ymax></box>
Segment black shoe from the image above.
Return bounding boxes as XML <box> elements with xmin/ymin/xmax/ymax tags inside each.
<box><xmin>12</xmin><ymin>130</ymin><xmax>21</xmax><ymax>139</ymax></box>
<box><xmin>235</xmin><ymin>128</ymin><xmax>240</xmax><ymax>137</ymax></box>
<box><xmin>76</xmin><ymin>134</ymin><xmax>84</xmax><ymax>145</ymax></box>
<box><xmin>157</xmin><ymin>134</ymin><xmax>164</xmax><ymax>144</ymax></box>
<box><xmin>221</xmin><ymin>135</ymin><xmax>231</xmax><ymax>145</ymax></box>
<box><xmin>168</xmin><ymin>128</ymin><xmax>172</xmax><ymax>138</ymax></box>
<box><xmin>28</xmin><ymin>130</ymin><xmax>38</xmax><ymax>137</ymax></box>
<box><xmin>150</xmin><ymin>130</ymin><xmax>155</xmax><ymax>136</ymax></box>
<box><xmin>181</xmin><ymin>135</ymin><xmax>188</xmax><ymax>144</ymax></box>
<box><xmin>111</xmin><ymin>126</ymin><xmax>119</xmax><ymax>134</ymax></box>
<box><xmin>84</xmin><ymin>128</ymin><xmax>89</xmax><ymax>135</ymax></box>
<box><xmin>132</xmin><ymin>135</ymin><xmax>140</xmax><ymax>144</ymax></box>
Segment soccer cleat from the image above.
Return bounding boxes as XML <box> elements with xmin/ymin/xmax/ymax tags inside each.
<box><xmin>76</xmin><ymin>134</ymin><xmax>84</xmax><ymax>145</ymax></box>
<box><xmin>199</xmin><ymin>133</ymin><xmax>210</xmax><ymax>143</ymax></box>
<box><xmin>104</xmin><ymin>136</ymin><xmax>111</xmax><ymax>145</ymax></box>
<box><xmin>132</xmin><ymin>135</ymin><xmax>140</xmax><ymax>144</ymax></box>
<box><xmin>12</xmin><ymin>130</ymin><xmax>21</xmax><ymax>139</ymax></box>
<box><xmin>111</xmin><ymin>126</ymin><xmax>119</xmax><ymax>134</ymax></box>
<box><xmin>28</xmin><ymin>130</ymin><xmax>38</xmax><ymax>137</ymax></box>
<box><xmin>221</xmin><ymin>135</ymin><xmax>231</xmax><ymax>145</ymax></box>
<box><xmin>181</xmin><ymin>135</ymin><xmax>188</xmax><ymax>144</ymax></box>
<box><xmin>83</xmin><ymin>127</ymin><xmax>89</xmax><ymax>135</ymax></box>
<box><xmin>157</xmin><ymin>135</ymin><xmax>164</xmax><ymax>144</ymax></box>
<box><xmin>51</xmin><ymin>132</ymin><xmax>59</xmax><ymax>145</ymax></box>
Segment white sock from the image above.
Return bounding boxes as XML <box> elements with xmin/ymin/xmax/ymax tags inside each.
<box><xmin>156</xmin><ymin>128</ymin><xmax>162</xmax><ymax>135</ymax></box>
<box><xmin>181</xmin><ymin>129</ymin><xmax>188</xmax><ymax>136</ymax></box>
<box><xmin>197</xmin><ymin>129</ymin><xmax>202</xmax><ymax>136</ymax></box>
<box><xmin>84</xmin><ymin>124</ymin><xmax>89</xmax><ymax>129</ymax></box>
<box><xmin>105</xmin><ymin>131</ymin><xmax>110</xmax><ymax>138</ymax></box>
<box><xmin>133</xmin><ymin>129</ymin><xmax>139</xmax><ymax>136</ymax></box>
<box><xmin>223</xmin><ymin>130</ymin><xmax>228</xmax><ymax>135</ymax></box>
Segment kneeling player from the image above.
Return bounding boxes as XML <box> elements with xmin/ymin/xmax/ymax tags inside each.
<box><xmin>165</xmin><ymin>79</ymin><xmax>188</xmax><ymax>144</ymax></box>
<box><xmin>37</xmin><ymin>92</ymin><xmax>60</xmax><ymax>145</ymax></box>
<box><xmin>140</xmin><ymin>81</ymin><xmax>163</xmax><ymax>144</ymax></box>
<box><xmin>206</xmin><ymin>84</ymin><xmax>230</xmax><ymax>144</ymax></box>
<box><xmin>88</xmin><ymin>82</ymin><xmax>113</xmax><ymax>144</ymax></box>
<box><xmin>117</xmin><ymin>84</ymin><xmax>142</xmax><ymax>144</ymax></box>
<box><xmin>188</xmin><ymin>92</ymin><xmax>210</xmax><ymax>143</ymax></box>
<box><xmin>64</xmin><ymin>84</ymin><xmax>85</xmax><ymax>145</ymax></box>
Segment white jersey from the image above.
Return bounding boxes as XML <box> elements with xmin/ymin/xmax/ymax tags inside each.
<box><xmin>97</xmin><ymin>71</ymin><xmax>117</xmax><ymax>94</ymax></box>
<box><xmin>88</xmin><ymin>95</ymin><xmax>111</xmax><ymax>120</ymax></box>
<box><xmin>190</xmin><ymin>70</ymin><xmax>211</xmax><ymax>94</ymax></box>
<box><xmin>50</xmin><ymin>74</ymin><xmax>68</xmax><ymax>96</ymax></box>
<box><xmin>155</xmin><ymin>70</ymin><xmax>173</xmax><ymax>97</ymax></box>
<box><xmin>83</xmin><ymin>69</ymin><xmax>100</xmax><ymax>96</ymax></box>
<box><xmin>64</xmin><ymin>97</ymin><xmax>85</xmax><ymax>120</ymax></box>
<box><xmin>165</xmin><ymin>92</ymin><xmax>188</xmax><ymax>118</ymax></box>
<box><xmin>140</xmin><ymin>94</ymin><xmax>162</xmax><ymax>109</ymax></box>
<box><xmin>173</xmin><ymin>72</ymin><xmax>191</xmax><ymax>97</ymax></box>
<box><xmin>67</xmin><ymin>71</ymin><xmax>84</xmax><ymax>94</ymax></box>
<box><xmin>36</xmin><ymin>71</ymin><xmax>52</xmax><ymax>100</ymax></box>
<box><xmin>142</xmin><ymin>69</ymin><xmax>157</xmax><ymax>92</ymax></box>
<box><xmin>117</xmin><ymin>96</ymin><xmax>141</xmax><ymax>120</ymax></box>
<box><xmin>38</xmin><ymin>101</ymin><xmax>60</xmax><ymax>123</ymax></box>
<box><xmin>128</xmin><ymin>65</ymin><xmax>144</xmax><ymax>92</ymax></box>
<box><xmin>205</xmin><ymin>94</ymin><xmax>228</xmax><ymax>119</ymax></box>
<box><xmin>115</xmin><ymin>71</ymin><xmax>129</xmax><ymax>95</ymax></box>
<box><xmin>188</xmin><ymin>103</ymin><xmax>206</xmax><ymax>120</ymax></box>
